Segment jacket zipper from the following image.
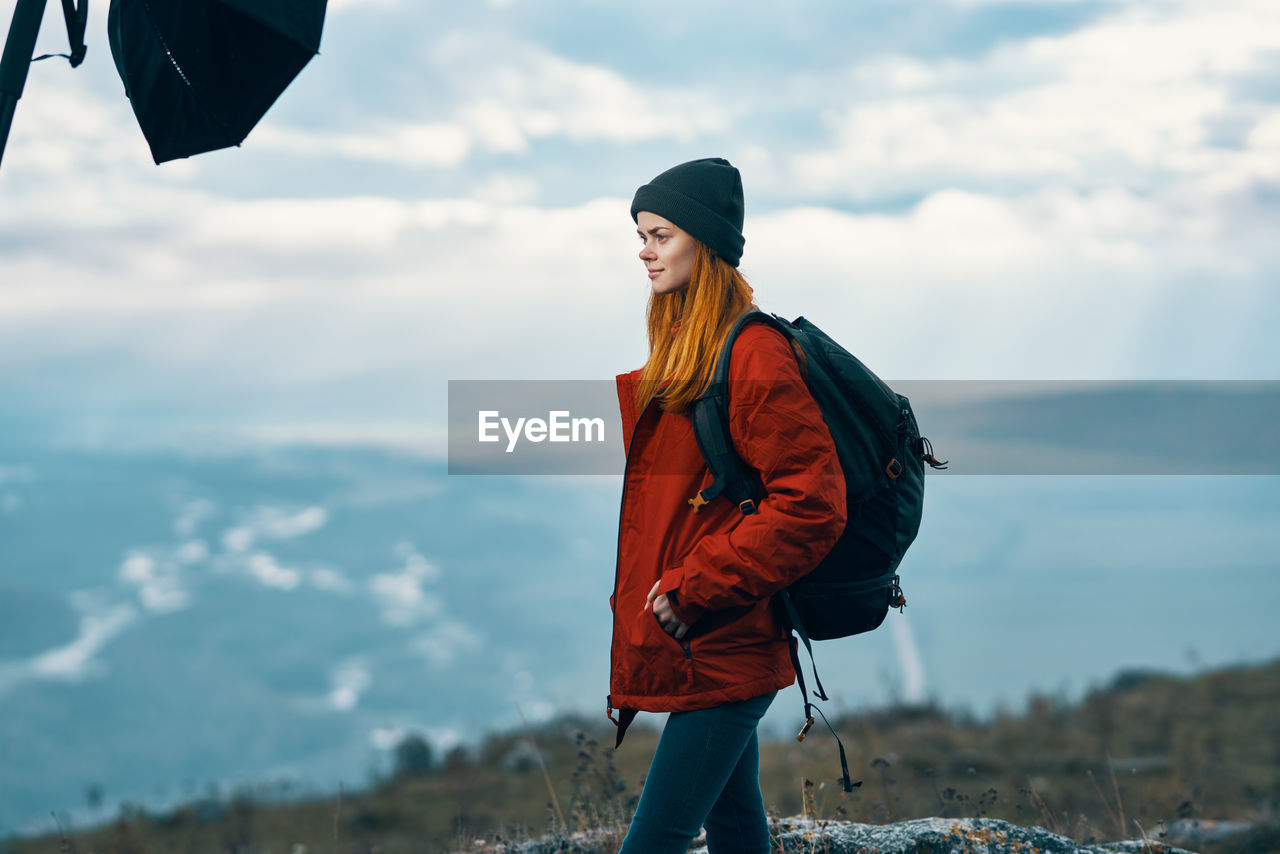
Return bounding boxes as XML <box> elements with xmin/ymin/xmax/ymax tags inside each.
<box><xmin>609</xmin><ymin>393</ymin><xmax>658</xmax><ymax>704</ymax></box>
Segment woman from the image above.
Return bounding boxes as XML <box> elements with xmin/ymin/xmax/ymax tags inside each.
<box><xmin>610</xmin><ymin>157</ymin><xmax>848</xmax><ymax>853</ymax></box>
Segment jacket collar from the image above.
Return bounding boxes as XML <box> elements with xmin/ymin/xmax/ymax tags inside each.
<box><xmin>616</xmin><ymin>369</ymin><xmax>643</xmax><ymax>453</ymax></box>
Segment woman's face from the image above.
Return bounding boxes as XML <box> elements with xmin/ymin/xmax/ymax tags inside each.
<box><xmin>636</xmin><ymin>211</ymin><xmax>696</xmax><ymax>295</ymax></box>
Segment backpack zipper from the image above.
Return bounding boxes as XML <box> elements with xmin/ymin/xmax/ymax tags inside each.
<box><xmin>810</xmin><ymin>337</ymin><xmax>900</xmax><ymax>453</ymax></box>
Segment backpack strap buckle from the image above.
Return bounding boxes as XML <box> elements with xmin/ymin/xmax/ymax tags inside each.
<box><xmin>737</xmin><ymin>498</ymin><xmax>757</xmax><ymax>515</ymax></box>
<box><xmin>688</xmin><ymin>492</ymin><xmax>710</xmax><ymax>512</ymax></box>
<box><xmin>884</xmin><ymin>457</ymin><xmax>903</xmax><ymax>479</ymax></box>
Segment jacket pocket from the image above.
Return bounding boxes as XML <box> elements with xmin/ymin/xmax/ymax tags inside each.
<box><xmin>692</xmin><ymin>599</ymin><xmax>780</xmax><ymax>658</ymax></box>
<box><xmin>653</xmin><ymin>612</ymin><xmax>694</xmax><ymax>660</ymax></box>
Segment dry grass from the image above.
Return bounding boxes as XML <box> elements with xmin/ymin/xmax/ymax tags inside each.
<box><xmin>5</xmin><ymin>660</ymin><xmax>1278</xmax><ymax>854</ymax></box>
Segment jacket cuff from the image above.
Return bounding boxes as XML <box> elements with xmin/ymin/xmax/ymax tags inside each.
<box><xmin>656</xmin><ymin>568</ymin><xmax>705</xmax><ymax>625</ymax></box>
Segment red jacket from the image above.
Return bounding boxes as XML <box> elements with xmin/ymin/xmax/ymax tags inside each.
<box><xmin>608</xmin><ymin>322</ymin><xmax>847</xmax><ymax>732</ymax></box>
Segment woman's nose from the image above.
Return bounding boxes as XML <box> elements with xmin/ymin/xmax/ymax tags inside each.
<box><xmin>639</xmin><ymin>243</ymin><xmax>655</xmax><ymax>261</ymax></box>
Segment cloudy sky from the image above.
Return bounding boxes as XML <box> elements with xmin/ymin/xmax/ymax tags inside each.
<box><xmin>2</xmin><ymin>4</ymin><xmax>1279</xmax><ymax>825</ymax></box>
<box><xmin>1</xmin><ymin>0</ymin><xmax>1278</xmax><ymax>455</ymax></box>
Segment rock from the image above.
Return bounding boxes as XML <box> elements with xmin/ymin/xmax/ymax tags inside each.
<box><xmin>687</xmin><ymin>817</ymin><xmax>1200</xmax><ymax>854</ymax></box>
<box><xmin>461</xmin><ymin>816</ymin><xmax>1201</xmax><ymax>854</ymax></box>
<box><xmin>1158</xmin><ymin>818</ymin><xmax>1255</xmax><ymax>847</ymax></box>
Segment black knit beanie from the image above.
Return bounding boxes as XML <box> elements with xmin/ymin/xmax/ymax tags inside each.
<box><xmin>630</xmin><ymin>157</ymin><xmax>745</xmax><ymax>267</ymax></box>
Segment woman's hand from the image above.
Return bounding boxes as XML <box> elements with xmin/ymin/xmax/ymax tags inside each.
<box><xmin>644</xmin><ymin>580</ymin><xmax>690</xmax><ymax>640</ymax></box>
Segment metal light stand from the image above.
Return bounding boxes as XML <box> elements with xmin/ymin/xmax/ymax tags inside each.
<box><xmin>0</xmin><ymin>0</ymin><xmax>87</xmax><ymax>171</ymax></box>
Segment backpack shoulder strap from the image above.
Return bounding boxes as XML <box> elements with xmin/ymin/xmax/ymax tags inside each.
<box><xmin>691</xmin><ymin>311</ymin><xmax>863</xmax><ymax>794</ymax></box>
<box><xmin>687</xmin><ymin>310</ymin><xmax>795</xmax><ymax>515</ymax></box>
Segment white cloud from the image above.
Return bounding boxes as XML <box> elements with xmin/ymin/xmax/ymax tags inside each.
<box><xmin>945</xmin><ymin>0</ymin><xmax>1100</xmax><ymax>6</ymax></box>
<box><xmin>30</xmin><ymin>601</ymin><xmax>136</xmax><ymax>680</ymax></box>
<box><xmin>327</xmin><ymin>0</ymin><xmax>400</xmax><ymax>13</ymax></box>
<box><xmin>1247</xmin><ymin>109</ymin><xmax>1280</xmax><ymax>154</ymax></box>
<box><xmin>184</xmin><ymin>195</ymin><xmax>411</xmax><ymax>254</ymax></box>
<box><xmin>368</xmin><ymin>724</ymin><xmax>462</xmax><ymax>753</ymax></box>
<box><xmin>259</xmin><ymin>507</ymin><xmax>328</xmax><ymax>539</ymax></box>
<box><xmin>370</xmin><ymin>545</ymin><xmax>442</xmax><ymax>626</ymax></box>
<box><xmin>0</xmin><ymin>189</ymin><xmax>639</xmax><ymax>393</ymax></box>
<box><xmin>249</xmin><ymin>37</ymin><xmax>731</xmax><ymax>168</ymax></box>
<box><xmin>741</xmin><ymin>181</ymin><xmax>1276</xmax><ymax>379</ymax></box>
<box><xmin>173</xmin><ymin>499</ymin><xmax>215</xmax><ymax>537</ymax></box>
<box><xmin>119</xmin><ymin>552</ymin><xmax>156</xmax><ymax>583</ymax></box>
<box><xmin>246</xmin><ymin>552</ymin><xmax>303</xmax><ymax>591</ymax></box>
<box><xmin>0</xmin><ymin>75</ymin><xmax>146</xmax><ymax>181</ymax></box>
<box><xmin>519</xmin><ymin>700</ymin><xmax>555</xmax><ymax>723</ymax></box>
<box><xmin>176</xmin><ymin>540</ymin><xmax>209</xmax><ymax>563</ymax></box>
<box><xmin>412</xmin><ymin>620</ymin><xmax>481</xmax><ymax>667</ymax></box>
<box><xmin>1</xmin><ymin>0</ymin><xmax>1278</xmax><ymax>454</ymax></box>
<box><xmin>310</xmin><ymin>567</ymin><xmax>354</xmax><ymax>593</ymax></box>
<box><xmin>0</xmin><ymin>169</ymin><xmax>1274</xmax><ymax>431</ymax></box>
<box><xmin>783</xmin><ymin>0</ymin><xmax>1280</xmax><ymax>200</ymax></box>
<box><xmin>0</xmin><ymin>597</ymin><xmax>138</xmax><ymax>695</ymax></box>
<box><xmin>328</xmin><ymin>659</ymin><xmax>371</xmax><ymax>711</ymax></box>
<box><xmin>233</xmin><ymin>423</ymin><xmax>450</xmax><ymax>457</ymax></box>
<box><xmin>137</xmin><ymin>584</ymin><xmax>191</xmax><ymax>614</ymax></box>
<box><xmin>393</xmin><ymin>542</ymin><xmax>440</xmax><ymax>581</ymax></box>
<box><xmin>222</xmin><ymin>526</ymin><xmax>256</xmax><ymax>554</ymax></box>
<box><xmin>439</xmin><ymin>39</ymin><xmax>730</xmax><ymax>150</ymax></box>
<box><xmin>118</xmin><ymin>548</ymin><xmax>194</xmax><ymax>614</ymax></box>
<box><xmin>252</xmin><ymin>123</ymin><xmax>471</xmax><ymax>167</ymax></box>
<box><xmin>471</xmin><ymin>173</ymin><xmax>540</xmax><ymax>205</ymax></box>
<box><xmin>368</xmin><ymin>726</ymin><xmax>406</xmax><ymax>750</ymax></box>
<box><xmin>220</xmin><ymin>506</ymin><xmax>329</xmax><ymax>554</ymax></box>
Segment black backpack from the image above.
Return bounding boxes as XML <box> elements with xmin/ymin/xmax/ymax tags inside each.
<box><xmin>688</xmin><ymin>310</ymin><xmax>947</xmax><ymax>790</ymax></box>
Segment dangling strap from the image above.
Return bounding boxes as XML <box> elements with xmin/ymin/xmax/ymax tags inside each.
<box><xmin>780</xmin><ymin>592</ymin><xmax>861</xmax><ymax>792</ymax></box>
<box><xmin>607</xmin><ymin>702</ymin><xmax>638</xmax><ymax>748</ymax></box>
<box><xmin>785</xmin><ymin>629</ymin><xmax>860</xmax><ymax>793</ymax></box>
<box><xmin>779</xmin><ymin>590</ymin><xmax>829</xmax><ymax>702</ymax></box>
<box><xmin>33</xmin><ymin>0</ymin><xmax>88</xmax><ymax>67</ymax></box>
<box><xmin>808</xmin><ymin>703</ymin><xmax>860</xmax><ymax>793</ymax></box>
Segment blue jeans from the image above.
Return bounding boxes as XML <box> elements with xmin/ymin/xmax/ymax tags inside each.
<box><xmin>619</xmin><ymin>691</ymin><xmax>776</xmax><ymax>854</ymax></box>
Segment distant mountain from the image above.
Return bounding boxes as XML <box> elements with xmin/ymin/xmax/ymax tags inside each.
<box><xmin>1</xmin><ymin>404</ymin><xmax>1278</xmax><ymax>836</ymax></box>
<box><xmin>898</xmin><ymin>379</ymin><xmax>1280</xmax><ymax>474</ymax></box>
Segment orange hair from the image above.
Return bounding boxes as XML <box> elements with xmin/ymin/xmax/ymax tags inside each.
<box><xmin>635</xmin><ymin>242</ymin><xmax>756</xmax><ymax>415</ymax></box>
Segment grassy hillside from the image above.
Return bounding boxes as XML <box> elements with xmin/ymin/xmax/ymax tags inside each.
<box><xmin>6</xmin><ymin>659</ymin><xmax>1278</xmax><ymax>854</ymax></box>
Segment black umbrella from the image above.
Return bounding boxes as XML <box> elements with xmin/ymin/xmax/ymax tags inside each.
<box><xmin>107</xmin><ymin>0</ymin><xmax>326</xmax><ymax>163</ymax></box>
